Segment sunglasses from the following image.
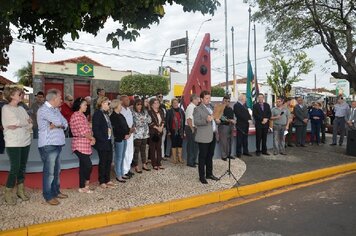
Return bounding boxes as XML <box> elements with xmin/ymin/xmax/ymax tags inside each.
<box><xmin>158</xmin><ymin>95</ymin><xmax>163</xmax><ymax>98</ymax></box>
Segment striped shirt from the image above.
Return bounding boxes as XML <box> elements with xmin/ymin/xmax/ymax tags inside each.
<box><xmin>37</xmin><ymin>101</ymin><xmax>68</xmax><ymax>148</ymax></box>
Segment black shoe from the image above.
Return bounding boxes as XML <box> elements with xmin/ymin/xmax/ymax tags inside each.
<box><xmin>243</xmin><ymin>153</ymin><xmax>252</xmax><ymax>157</ymax></box>
<box><xmin>187</xmin><ymin>164</ymin><xmax>196</xmax><ymax>168</ymax></box>
<box><xmin>330</xmin><ymin>143</ymin><xmax>337</xmax><ymax>146</ymax></box>
<box><xmin>262</xmin><ymin>152</ymin><xmax>270</xmax><ymax>156</ymax></box>
<box><xmin>124</xmin><ymin>174</ymin><xmax>132</xmax><ymax>179</ymax></box>
<box><xmin>128</xmin><ymin>171</ymin><xmax>135</xmax><ymax>176</ymax></box>
<box><xmin>287</xmin><ymin>144</ymin><xmax>294</xmax><ymax>147</ymax></box>
<box><xmin>221</xmin><ymin>157</ymin><xmax>227</xmax><ymax>161</ymax></box>
<box><xmin>280</xmin><ymin>152</ymin><xmax>287</xmax><ymax>155</ymax></box>
<box><xmin>228</xmin><ymin>156</ymin><xmax>236</xmax><ymax>160</ymax></box>
<box><xmin>115</xmin><ymin>177</ymin><xmax>126</xmax><ymax>183</ymax></box>
<box><xmin>236</xmin><ymin>154</ymin><xmax>241</xmax><ymax>158</ymax></box>
<box><xmin>339</xmin><ymin>143</ymin><xmax>343</xmax><ymax>146</ymax></box>
<box><xmin>206</xmin><ymin>175</ymin><xmax>219</xmax><ymax>181</ymax></box>
<box><xmin>255</xmin><ymin>152</ymin><xmax>261</xmax><ymax>156</ymax></box>
<box><xmin>200</xmin><ymin>178</ymin><xmax>208</xmax><ymax>184</ymax></box>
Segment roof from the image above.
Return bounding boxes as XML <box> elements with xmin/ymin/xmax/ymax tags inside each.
<box><xmin>47</xmin><ymin>56</ymin><xmax>104</xmax><ymax>66</ymax></box>
<box><xmin>0</xmin><ymin>75</ymin><xmax>16</xmax><ymax>85</ymax></box>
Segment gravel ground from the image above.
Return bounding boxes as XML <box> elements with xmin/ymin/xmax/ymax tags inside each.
<box><xmin>0</xmin><ymin>158</ymin><xmax>246</xmax><ymax>231</ymax></box>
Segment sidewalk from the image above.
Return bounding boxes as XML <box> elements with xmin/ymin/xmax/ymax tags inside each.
<box><xmin>238</xmin><ymin>135</ymin><xmax>356</xmax><ymax>186</ymax></box>
<box><xmin>1</xmin><ymin>136</ymin><xmax>356</xmax><ymax>236</ymax></box>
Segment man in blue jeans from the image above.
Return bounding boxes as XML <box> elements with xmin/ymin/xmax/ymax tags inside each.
<box><xmin>37</xmin><ymin>89</ymin><xmax>68</xmax><ymax>205</ymax></box>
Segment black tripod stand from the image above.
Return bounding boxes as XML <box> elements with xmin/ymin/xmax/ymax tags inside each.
<box><xmin>218</xmin><ymin>126</ymin><xmax>242</xmax><ymax>186</ymax></box>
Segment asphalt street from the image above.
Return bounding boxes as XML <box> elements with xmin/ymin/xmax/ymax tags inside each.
<box><xmin>131</xmin><ymin>173</ymin><xmax>356</xmax><ymax>236</ymax></box>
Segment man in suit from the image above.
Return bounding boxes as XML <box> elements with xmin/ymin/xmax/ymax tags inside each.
<box><xmin>234</xmin><ymin>94</ymin><xmax>252</xmax><ymax>157</ymax></box>
<box><xmin>193</xmin><ymin>90</ymin><xmax>220</xmax><ymax>184</ymax></box>
<box><xmin>347</xmin><ymin>101</ymin><xmax>356</xmax><ymax>132</ymax></box>
<box><xmin>253</xmin><ymin>93</ymin><xmax>271</xmax><ymax>156</ymax></box>
<box><xmin>293</xmin><ymin>96</ymin><xmax>309</xmax><ymax>147</ymax></box>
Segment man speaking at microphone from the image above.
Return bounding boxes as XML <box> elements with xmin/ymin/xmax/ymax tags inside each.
<box><xmin>193</xmin><ymin>90</ymin><xmax>220</xmax><ymax>184</ymax></box>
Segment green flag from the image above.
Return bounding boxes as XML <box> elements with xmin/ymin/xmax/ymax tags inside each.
<box><xmin>77</xmin><ymin>63</ymin><xmax>94</xmax><ymax>76</ymax></box>
<box><xmin>246</xmin><ymin>59</ymin><xmax>254</xmax><ymax>108</ymax></box>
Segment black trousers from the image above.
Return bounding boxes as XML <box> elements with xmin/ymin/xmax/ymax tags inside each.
<box><xmin>198</xmin><ymin>136</ymin><xmax>216</xmax><ymax>180</ymax></box>
<box><xmin>74</xmin><ymin>151</ymin><xmax>92</xmax><ymax>188</ymax></box>
<box><xmin>321</xmin><ymin>122</ymin><xmax>326</xmax><ymax>143</ymax></box>
<box><xmin>236</xmin><ymin>127</ymin><xmax>249</xmax><ymax>155</ymax></box>
<box><xmin>255</xmin><ymin>127</ymin><xmax>268</xmax><ymax>153</ymax></box>
<box><xmin>97</xmin><ymin>146</ymin><xmax>113</xmax><ymax>184</ymax></box>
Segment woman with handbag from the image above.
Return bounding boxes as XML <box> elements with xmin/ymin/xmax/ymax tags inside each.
<box><xmin>148</xmin><ymin>98</ymin><xmax>165</xmax><ymax>170</ymax></box>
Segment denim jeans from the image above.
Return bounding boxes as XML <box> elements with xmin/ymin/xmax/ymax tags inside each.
<box><xmin>114</xmin><ymin>141</ymin><xmax>127</xmax><ymax>178</ymax></box>
<box><xmin>38</xmin><ymin>145</ymin><xmax>62</xmax><ymax>201</ymax></box>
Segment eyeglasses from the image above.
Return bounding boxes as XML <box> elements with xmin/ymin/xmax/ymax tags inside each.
<box><xmin>158</xmin><ymin>95</ymin><xmax>163</xmax><ymax>98</ymax></box>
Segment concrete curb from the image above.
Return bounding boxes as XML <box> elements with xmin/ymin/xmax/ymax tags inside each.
<box><xmin>2</xmin><ymin>162</ymin><xmax>356</xmax><ymax>236</ymax></box>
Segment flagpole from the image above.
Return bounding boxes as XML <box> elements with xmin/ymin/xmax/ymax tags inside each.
<box><xmin>224</xmin><ymin>0</ymin><xmax>229</xmax><ymax>95</ymax></box>
<box><xmin>247</xmin><ymin>7</ymin><xmax>251</xmax><ymax>62</ymax></box>
<box><xmin>253</xmin><ymin>23</ymin><xmax>258</xmax><ymax>97</ymax></box>
<box><xmin>232</xmin><ymin>26</ymin><xmax>237</xmax><ymax>98</ymax></box>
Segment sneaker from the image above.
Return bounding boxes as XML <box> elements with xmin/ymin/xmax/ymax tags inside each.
<box><xmin>78</xmin><ymin>188</ymin><xmax>93</xmax><ymax>193</ymax></box>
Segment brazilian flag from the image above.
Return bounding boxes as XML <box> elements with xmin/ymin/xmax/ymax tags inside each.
<box><xmin>246</xmin><ymin>59</ymin><xmax>254</xmax><ymax>109</ymax></box>
<box><xmin>77</xmin><ymin>63</ymin><xmax>94</xmax><ymax>76</ymax></box>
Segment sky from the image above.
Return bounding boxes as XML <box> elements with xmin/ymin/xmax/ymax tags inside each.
<box><xmin>0</xmin><ymin>1</ymin><xmax>337</xmax><ymax>90</ymax></box>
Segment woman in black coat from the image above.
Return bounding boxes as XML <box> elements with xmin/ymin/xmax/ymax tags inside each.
<box><xmin>92</xmin><ymin>96</ymin><xmax>115</xmax><ymax>188</ymax></box>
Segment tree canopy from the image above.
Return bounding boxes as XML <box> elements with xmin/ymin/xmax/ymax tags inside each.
<box><xmin>15</xmin><ymin>61</ymin><xmax>32</xmax><ymax>86</ymax></box>
<box><xmin>266</xmin><ymin>51</ymin><xmax>314</xmax><ymax>98</ymax></box>
<box><xmin>211</xmin><ymin>86</ymin><xmax>225</xmax><ymax>97</ymax></box>
<box><xmin>0</xmin><ymin>0</ymin><xmax>220</xmax><ymax>72</ymax></box>
<box><xmin>120</xmin><ymin>74</ymin><xmax>169</xmax><ymax>98</ymax></box>
<box><xmin>253</xmin><ymin>0</ymin><xmax>356</xmax><ymax>88</ymax></box>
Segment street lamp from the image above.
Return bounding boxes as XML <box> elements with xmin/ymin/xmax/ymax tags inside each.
<box><xmin>160</xmin><ymin>47</ymin><xmax>171</xmax><ymax>76</ymax></box>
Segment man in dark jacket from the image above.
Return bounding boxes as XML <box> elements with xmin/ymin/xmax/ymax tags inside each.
<box><xmin>293</xmin><ymin>96</ymin><xmax>309</xmax><ymax>147</ymax></box>
<box><xmin>234</xmin><ymin>94</ymin><xmax>252</xmax><ymax>157</ymax></box>
<box><xmin>253</xmin><ymin>93</ymin><xmax>271</xmax><ymax>156</ymax></box>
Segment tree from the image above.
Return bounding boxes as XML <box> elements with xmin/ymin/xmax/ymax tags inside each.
<box><xmin>211</xmin><ymin>86</ymin><xmax>225</xmax><ymax>97</ymax></box>
<box><xmin>15</xmin><ymin>61</ymin><xmax>33</xmax><ymax>86</ymax></box>
<box><xmin>120</xmin><ymin>74</ymin><xmax>169</xmax><ymax>98</ymax></box>
<box><xmin>253</xmin><ymin>1</ymin><xmax>356</xmax><ymax>89</ymax></box>
<box><xmin>0</xmin><ymin>0</ymin><xmax>220</xmax><ymax>72</ymax></box>
<box><xmin>266</xmin><ymin>51</ymin><xmax>314</xmax><ymax>98</ymax></box>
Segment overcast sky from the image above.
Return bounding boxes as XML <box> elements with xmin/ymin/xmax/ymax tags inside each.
<box><xmin>1</xmin><ymin>1</ymin><xmax>336</xmax><ymax>89</ymax></box>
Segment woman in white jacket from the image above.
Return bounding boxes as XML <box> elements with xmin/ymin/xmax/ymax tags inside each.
<box><xmin>2</xmin><ymin>86</ymin><xmax>32</xmax><ymax>205</ymax></box>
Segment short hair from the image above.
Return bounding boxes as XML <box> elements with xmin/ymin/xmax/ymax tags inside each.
<box><xmin>156</xmin><ymin>92</ymin><xmax>163</xmax><ymax>97</ymax></box>
<box><xmin>46</xmin><ymin>89</ymin><xmax>61</xmax><ymax>101</ymax></box>
<box><xmin>258</xmin><ymin>93</ymin><xmax>264</xmax><ymax>97</ymax></box>
<box><xmin>200</xmin><ymin>90</ymin><xmax>210</xmax><ymax>99</ymax></box>
<box><xmin>64</xmin><ymin>94</ymin><xmax>73</xmax><ymax>101</ymax></box>
<box><xmin>238</xmin><ymin>94</ymin><xmax>246</xmax><ymax>102</ymax></box>
<box><xmin>96</xmin><ymin>88</ymin><xmax>104</xmax><ymax>95</ymax></box>
<box><xmin>3</xmin><ymin>86</ymin><xmax>23</xmax><ymax>102</ymax></box>
<box><xmin>133</xmin><ymin>99</ymin><xmax>143</xmax><ymax>113</ymax></box>
<box><xmin>72</xmin><ymin>97</ymin><xmax>86</xmax><ymax>112</ymax></box>
<box><xmin>171</xmin><ymin>98</ymin><xmax>179</xmax><ymax>104</ymax></box>
<box><xmin>223</xmin><ymin>95</ymin><xmax>230</xmax><ymax>100</ymax></box>
<box><xmin>120</xmin><ymin>94</ymin><xmax>128</xmax><ymax>101</ymax></box>
<box><xmin>190</xmin><ymin>94</ymin><xmax>198</xmax><ymax>102</ymax></box>
<box><xmin>96</xmin><ymin>96</ymin><xmax>109</xmax><ymax>109</ymax></box>
<box><xmin>109</xmin><ymin>99</ymin><xmax>121</xmax><ymax>110</ymax></box>
<box><xmin>36</xmin><ymin>91</ymin><xmax>44</xmax><ymax>97</ymax></box>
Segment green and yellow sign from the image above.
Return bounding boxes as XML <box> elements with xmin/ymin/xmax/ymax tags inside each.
<box><xmin>77</xmin><ymin>63</ymin><xmax>94</xmax><ymax>76</ymax></box>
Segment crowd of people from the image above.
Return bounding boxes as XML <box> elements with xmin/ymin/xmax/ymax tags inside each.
<box><xmin>1</xmin><ymin>86</ymin><xmax>356</xmax><ymax>205</ymax></box>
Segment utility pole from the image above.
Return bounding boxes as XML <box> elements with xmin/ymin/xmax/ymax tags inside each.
<box><xmin>314</xmin><ymin>74</ymin><xmax>317</xmax><ymax>90</ymax></box>
<box><xmin>224</xmin><ymin>0</ymin><xmax>229</xmax><ymax>94</ymax></box>
<box><xmin>186</xmin><ymin>30</ymin><xmax>189</xmax><ymax>83</ymax></box>
<box><xmin>231</xmin><ymin>26</ymin><xmax>237</xmax><ymax>98</ymax></box>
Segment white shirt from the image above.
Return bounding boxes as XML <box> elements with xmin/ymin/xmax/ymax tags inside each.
<box><xmin>121</xmin><ymin>106</ymin><xmax>133</xmax><ymax>128</ymax></box>
<box><xmin>185</xmin><ymin>103</ymin><xmax>196</xmax><ymax>126</ymax></box>
<box><xmin>2</xmin><ymin>104</ymin><xmax>32</xmax><ymax>147</ymax></box>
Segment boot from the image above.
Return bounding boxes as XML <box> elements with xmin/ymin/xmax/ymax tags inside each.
<box><xmin>4</xmin><ymin>188</ymin><xmax>16</xmax><ymax>205</ymax></box>
<box><xmin>17</xmin><ymin>183</ymin><xmax>30</xmax><ymax>201</ymax></box>
<box><xmin>171</xmin><ymin>148</ymin><xmax>178</xmax><ymax>164</ymax></box>
<box><xmin>177</xmin><ymin>148</ymin><xmax>184</xmax><ymax>163</ymax></box>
